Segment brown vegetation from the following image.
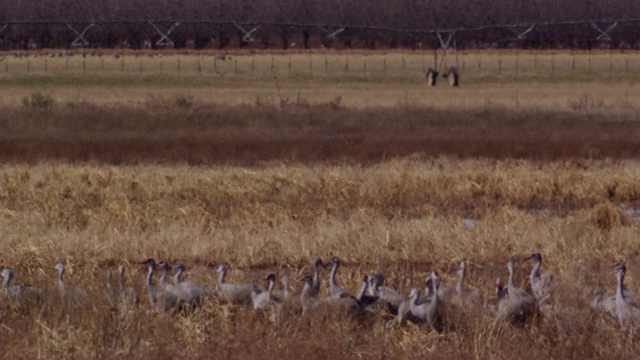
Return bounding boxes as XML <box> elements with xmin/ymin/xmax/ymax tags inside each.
<box><xmin>1</xmin><ymin>154</ymin><xmax>640</xmax><ymax>358</ymax></box>
<box><xmin>2</xmin><ymin>103</ymin><xmax>640</xmax><ymax>165</ymax></box>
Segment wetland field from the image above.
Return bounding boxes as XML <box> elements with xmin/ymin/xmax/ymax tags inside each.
<box><xmin>1</xmin><ymin>51</ymin><xmax>640</xmax><ymax>359</ymax></box>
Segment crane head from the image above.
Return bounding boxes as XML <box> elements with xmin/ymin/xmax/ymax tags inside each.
<box><xmin>613</xmin><ymin>261</ymin><xmax>626</xmax><ymax>272</ymax></box>
<box><xmin>264</xmin><ymin>273</ymin><xmax>277</xmax><ymax>282</ymax></box>
<box><xmin>527</xmin><ymin>253</ymin><xmax>542</xmax><ymax>262</ymax></box>
<box><xmin>140</xmin><ymin>258</ymin><xmax>155</xmax><ymax>265</ymax></box>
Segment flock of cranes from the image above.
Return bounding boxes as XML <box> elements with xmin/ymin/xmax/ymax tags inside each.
<box><xmin>2</xmin><ymin>253</ymin><xmax>640</xmax><ymax>334</ymax></box>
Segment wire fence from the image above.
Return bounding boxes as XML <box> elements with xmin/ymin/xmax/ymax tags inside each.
<box><xmin>1</xmin><ymin>51</ymin><xmax>637</xmax><ymax>81</ymax></box>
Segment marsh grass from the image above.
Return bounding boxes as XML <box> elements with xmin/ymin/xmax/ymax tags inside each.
<box><xmin>2</xmin><ymin>158</ymin><xmax>640</xmax><ymax>358</ymax></box>
<box><xmin>2</xmin><ymin>50</ymin><xmax>640</xmax><ymax>358</ymax></box>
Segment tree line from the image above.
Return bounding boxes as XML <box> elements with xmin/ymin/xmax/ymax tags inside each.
<box><xmin>1</xmin><ymin>0</ymin><xmax>639</xmax><ymax>50</ymax></box>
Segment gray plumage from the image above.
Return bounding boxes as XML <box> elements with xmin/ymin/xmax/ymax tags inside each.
<box><xmin>2</xmin><ymin>268</ymin><xmax>43</xmax><ymax>302</ymax></box>
<box><xmin>453</xmin><ymin>261</ymin><xmax>483</xmax><ymax>307</ymax></box>
<box><xmin>252</xmin><ymin>273</ymin><xmax>276</xmax><ymax>311</ymax></box>
<box><xmin>496</xmin><ymin>261</ymin><xmax>536</xmax><ymax>326</ymax></box>
<box><xmin>141</xmin><ymin>258</ymin><xmax>178</xmax><ymax>312</ymax></box>
<box><xmin>216</xmin><ymin>264</ymin><xmax>261</xmax><ymax>306</ymax></box>
<box><xmin>528</xmin><ymin>253</ymin><xmax>555</xmax><ymax>305</ymax></box>
<box><xmin>614</xmin><ymin>263</ymin><xmax>640</xmax><ymax>330</ymax></box>
<box><xmin>327</xmin><ymin>257</ymin><xmax>349</xmax><ymax>299</ymax></box>
<box><xmin>408</xmin><ymin>272</ymin><xmax>442</xmax><ymax>333</ymax></box>
<box><xmin>55</xmin><ymin>262</ymin><xmax>88</xmax><ymax>306</ymax></box>
<box><xmin>173</xmin><ymin>262</ymin><xmax>214</xmax><ymax>306</ymax></box>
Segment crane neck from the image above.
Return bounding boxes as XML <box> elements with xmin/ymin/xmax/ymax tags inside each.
<box><xmin>218</xmin><ymin>268</ymin><xmax>227</xmax><ymax>286</ymax></box>
<box><xmin>146</xmin><ymin>264</ymin><xmax>155</xmax><ymax>287</ymax></box>
<box><xmin>456</xmin><ymin>267</ymin><xmax>466</xmax><ymax>293</ymax></box>
<box><xmin>2</xmin><ymin>275</ymin><xmax>10</xmax><ymax>289</ymax></box>
<box><xmin>531</xmin><ymin>260</ymin><xmax>541</xmax><ymax>280</ymax></box>
<box><xmin>329</xmin><ymin>262</ymin><xmax>339</xmax><ymax>288</ymax></box>
<box><xmin>356</xmin><ymin>279</ymin><xmax>368</xmax><ymax>301</ymax></box>
<box><xmin>616</xmin><ymin>268</ymin><xmax>626</xmax><ymax>300</ymax></box>
<box><xmin>57</xmin><ymin>267</ymin><xmax>65</xmax><ymax>286</ymax></box>
<box><xmin>174</xmin><ymin>267</ymin><xmax>183</xmax><ymax>284</ymax></box>
<box><xmin>300</xmin><ymin>281</ymin><xmax>312</xmax><ymax>303</ymax></box>
<box><xmin>431</xmin><ymin>274</ymin><xmax>439</xmax><ymax>305</ymax></box>
<box><xmin>507</xmin><ymin>265</ymin><xmax>516</xmax><ymax>295</ymax></box>
<box><xmin>267</xmin><ymin>279</ymin><xmax>275</xmax><ymax>295</ymax></box>
<box><xmin>159</xmin><ymin>267</ymin><xmax>168</xmax><ymax>285</ymax></box>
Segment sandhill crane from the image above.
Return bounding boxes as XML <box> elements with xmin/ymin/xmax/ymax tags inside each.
<box><xmin>356</xmin><ymin>275</ymin><xmax>380</xmax><ymax>312</ymax></box>
<box><xmin>408</xmin><ymin>272</ymin><xmax>442</xmax><ymax>333</ymax></box>
<box><xmin>55</xmin><ymin>262</ymin><xmax>88</xmax><ymax>306</ymax></box>
<box><xmin>496</xmin><ymin>261</ymin><xmax>536</xmax><ymax>326</ymax></box>
<box><xmin>157</xmin><ymin>261</ymin><xmax>184</xmax><ymax>299</ymax></box>
<box><xmin>216</xmin><ymin>264</ymin><xmax>260</xmax><ymax>306</ymax></box>
<box><xmin>426</xmin><ymin>68</ymin><xmax>439</xmax><ymax>86</ymax></box>
<box><xmin>453</xmin><ymin>261</ymin><xmax>483</xmax><ymax>307</ymax></box>
<box><xmin>172</xmin><ymin>261</ymin><xmax>214</xmax><ymax>305</ymax></box>
<box><xmin>2</xmin><ymin>268</ymin><xmax>43</xmax><ymax>302</ymax></box>
<box><xmin>140</xmin><ymin>258</ymin><xmax>178</xmax><ymax>312</ymax></box>
<box><xmin>117</xmin><ymin>265</ymin><xmax>138</xmax><ymax>304</ymax></box>
<box><xmin>327</xmin><ymin>257</ymin><xmax>349</xmax><ymax>299</ymax></box>
<box><xmin>442</xmin><ymin>66</ymin><xmax>459</xmax><ymax>87</ymax></box>
<box><xmin>299</xmin><ymin>274</ymin><xmax>358</xmax><ymax>314</ymax></box>
<box><xmin>300</xmin><ymin>274</ymin><xmax>322</xmax><ymax>313</ymax></box>
<box><xmin>371</xmin><ymin>273</ymin><xmax>407</xmax><ymax>313</ymax></box>
<box><xmin>252</xmin><ymin>273</ymin><xmax>276</xmax><ymax>311</ymax></box>
<box><xmin>613</xmin><ymin>262</ymin><xmax>640</xmax><ymax>330</ymax></box>
<box><xmin>395</xmin><ymin>276</ymin><xmax>436</xmax><ymax>326</ymax></box>
<box><xmin>527</xmin><ymin>253</ymin><xmax>556</xmax><ymax>305</ymax></box>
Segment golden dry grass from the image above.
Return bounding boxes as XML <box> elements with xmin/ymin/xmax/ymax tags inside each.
<box><xmin>2</xmin><ymin>158</ymin><xmax>640</xmax><ymax>358</ymax></box>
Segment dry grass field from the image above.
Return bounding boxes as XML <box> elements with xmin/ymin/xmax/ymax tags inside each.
<box><xmin>1</xmin><ymin>50</ymin><xmax>639</xmax><ymax>108</ymax></box>
<box><xmin>2</xmin><ymin>51</ymin><xmax>640</xmax><ymax>359</ymax></box>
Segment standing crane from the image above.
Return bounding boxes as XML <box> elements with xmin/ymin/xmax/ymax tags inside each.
<box><xmin>614</xmin><ymin>262</ymin><xmax>640</xmax><ymax>331</ymax></box>
<box><xmin>1</xmin><ymin>268</ymin><xmax>43</xmax><ymax>303</ymax></box>
<box><xmin>252</xmin><ymin>273</ymin><xmax>277</xmax><ymax>311</ymax></box>
<box><xmin>55</xmin><ymin>262</ymin><xmax>88</xmax><ymax>306</ymax></box>
<box><xmin>453</xmin><ymin>261</ymin><xmax>483</xmax><ymax>307</ymax></box>
<box><xmin>140</xmin><ymin>258</ymin><xmax>178</xmax><ymax>312</ymax></box>
<box><xmin>173</xmin><ymin>261</ymin><xmax>214</xmax><ymax>306</ymax></box>
<box><xmin>327</xmin><ymin>257</ymin><xmax>349</xmax><ymax>299</ymax></box>
<box><xmin>216</xmin><ymin>264</ymin><xmax>261</xmax><ymax>306</ymax></box>
<box><xmin>527</xmin><ymin>253</ymin><xmax>556</xmax><ymax>305</ymax></box>
<box><xmin>496</xmin><ymin>261</ymin><xmax>536</xmax><ymax>326</ymax></box>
